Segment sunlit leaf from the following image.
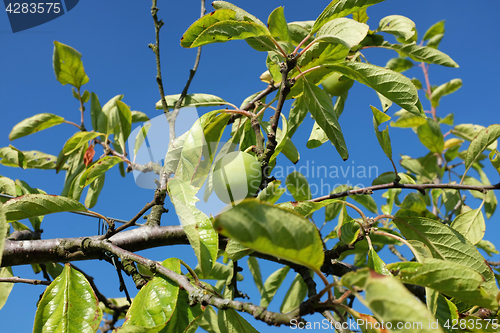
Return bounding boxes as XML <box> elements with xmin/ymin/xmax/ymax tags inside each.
<box><xmin>0</xmin><ymin>267</ymin><xmax>14</xmax><ymax>310</ymax></box>
<box><xmin>315</xmin><ymin>18</ymin><xmax>369</xmax><ymax>48</ymax></box>
<box><xmin>79</xmin><ymin>156</ymin><xmax>122</xmax><ymax>188</ymax></box>
<box><xmin>379</xmin><ymin>41</ymin><xmax>458</xmax><ymax>68</ymax></box>
<box><xmin>389</xmin><ymin>258</ymin><xmax>497</xmax><ymax>309</ymax></box>
<box><xmin>464</xmin><ymin>124</ymin><xmax>500</xmax><ymax>174</ymax></box>
<box><xmin>63</xmin><ymin>132</ymin><xmax>104</xmax><ymax>156</ymax></box>
<box><xmin>124</xmin><ymin>258</ymin><xmax>181</xmax><ymax>328</ymax></box>
<box><xmin>260</xmin><ymin>266</ymin><xmax>290</xmax><ymax>308</ymax></box>
<box><xmin>378</xmin><ymin>15</ymin><xmax>415</xmax><ymax>41</ymax></box>
<box><xmin>33</xmin><ymin>264</ymin><xmax>102</xmax><ymax>333</ymax></box>
<box><xmin>0</xmin><ymin>146</ymin><xmax>27</xmax><ymax>169</ymax></box>
<box><xmin>431</xmin><ymin>79</ymin><xmax>462</xmax><ymax>108</ymax></box>
<box><xmin>417</xmin><ymin>119</ymin><xmax>444</xmax><ymax>154</ymax></box>
<box><xmin>3</xmin><ymin>194</ymin><xmax>87</xmax><ymax>221</ymax></box>
<box><xmin>268</xmin><ymin>7</ymin><xmax>291</xmax><ymax>42</ymax></box>
<box><xmin>9</xmin><ymin>113</ymin><xmax>65</xmax><ymax>141</ymax></box>
<box><xmin>312</xmin><ymin>0</ymin><xmax>385</xmax><ymax>34</ymax></box>
<box><xmin>155</xmin><ymin>93</ymin><xmax>228</xmax><ymax>110</ymax></box>
<box><xmin>386</xmin><ymin>57</ymin><xmax>413</xmax><ymax>72</ymax></box>
<box><xmin>53</xmin><ymin>41</ymin><xmax>89</xmax><ymax>88</ymax></box>
<box><xmin>450</xmin><ymin>208</ymin><xmax>485</xmax><ymax>245</ymax></box>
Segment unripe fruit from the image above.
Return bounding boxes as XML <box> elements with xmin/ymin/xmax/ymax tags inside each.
<box><xmin>322</xmin><ymin>72</ymin><xmax>354</xmax><ymax>96</ymax></box>
<box><xmin>212</xmin><ymin>152</ymin><xmax>262</xmax><ymax>204</ymax></box>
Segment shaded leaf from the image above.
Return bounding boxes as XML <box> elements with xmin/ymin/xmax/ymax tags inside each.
<box><xmin>285</xmin><ymin>171</ymin><xmax>311</xmax><ymax>201</ymax></box>
<box><xmin>260</xmin><ymin>266</ymin><xmax>290</xmax><ymax>308</ymax></box>
<box><xmin>280</xmin><ymin>273</ymin><xmax>308</xmax><ymax>313</ymax></box>
<box><xmin>0</xmin><ymin>146</ymin><xmax>27</xmax><ymax>169</ymax></box>
<box><xmin>214</xmin><ymin>200</ymin><xmax>324</xmax><ymax>271</ymax></box>
<box><xmin>315</xmin><ymin>18</ymin><xmax>369</xmax><ymax>48</ymax></box>
<box><xmin>386</xmin><ymin>57</ymin><xmax>413</xmax><ymax>72</ymax></box>
<box><xmin>85</xmin><ymin>173</ymin><xmax>105</xmax><ymax>209</ymax></box>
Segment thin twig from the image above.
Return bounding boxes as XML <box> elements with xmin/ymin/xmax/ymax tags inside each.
<box><xmin>0</xmin><ymin>277</ymin><xmax>50</xmax><ymax>286</ymax></box>
<box><xmin>310</xmin><ymin>181</ymin><xmax>500</xmax><ymax>203</ymax></box>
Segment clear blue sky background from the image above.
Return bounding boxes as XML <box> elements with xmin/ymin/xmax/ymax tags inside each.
<box><xmin>1</xmin><ymin>1</ymin><xmax>499</xmax><ymax>332</ymax></box>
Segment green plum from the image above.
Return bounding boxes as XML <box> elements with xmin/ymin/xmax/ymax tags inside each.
<box><xmin>212</xmin><ymin>151</ymin><xmax>262</xmax><ymax>204</ymax></box>
<box><xmin>322</xmin><ymin>72</ymin><xmax>354</xmax><ymax>96</ymax></box>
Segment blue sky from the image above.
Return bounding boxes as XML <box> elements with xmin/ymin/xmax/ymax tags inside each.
<box><xmin>1</xmin><ymin>1</ymin><xmax>499</xmax><ymax>332</ymax></box>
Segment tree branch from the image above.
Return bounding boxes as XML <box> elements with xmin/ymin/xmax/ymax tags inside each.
<box><xmin>0</xmin><ymin>277</ymin><xmax>50</xmax><ymax>285</ymax></box>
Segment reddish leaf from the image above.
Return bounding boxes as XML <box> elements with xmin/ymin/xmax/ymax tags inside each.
<box><xmin>84</xmin><ymin>145</ymin><xmax>95</xmax><ymax>167</ymax></box>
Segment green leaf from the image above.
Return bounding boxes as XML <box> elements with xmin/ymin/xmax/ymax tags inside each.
<box><xmin>315</xmin><ymin>18</ymin><xmax>369</xmax><ymax>48</ymax></box>
<box><xmin>214</xmin><ymin>200</ymin><xmax>324</xmax><ymax>271</ymax></box>
<box><xmin>312</xmin><ymin>0</ymin><xmax>385</xmax><ymax>34</ymax></box>
<box><xmin>180</xmin><ymin>9</ymin><xmax>272</xmax><ymax>49</ymax></box>
<box><xmin>0</xmin><ymin>205</ymin><xmax>6</xmax><ymax>266</ymax></box>
<box><xmin>124</xmin><ymin>258</ymin><xmax>181</xmax><ymax>328</ymax></box>
<box><xmin>155</xmin><ymin>93</ymin><xmax>228</xmax><ymax>110</ymax></box>
<box><xmin>393</xmin><ymin>217</ymin><xmax>498</xmax><ymax>295</ymax></box>
<box><xmin>378</xmin><ymin>15</ymin><xmax>416</xmax><ymax>41</ymax></box>
<box><xmin>168</xmin><ymin>178</ymin><xmax>218</xmax><ymax>277</ymax></box>
<box><xmin>278</xmin><ymin>199</ymin><xmax>338</xmax><ymax>218</ymax></box>
<box><xmin>431</xmin><ymin>79</ymin><xmax>462</xmax><ymax>108</ymax></box>
<box><xmin>282</xmin><ymin>138</ymin><xmax>300</xmax><ymax>164</ymax></box>
<box><xmin>18</xmin><ymin>150</ymin><xmax>58</xmax><ymax>170</ymax></box>
<box><xmin>306</xmin><ymin>121</ymin><xmax>328</xmax><ymax>149</ymax></box>
<box><xmin>287</xmin><ymin>93</ymin><xmax>309</xmax><ymax>139</ymax></box>
<box><xmin>288</xmin><ymin>21</ymin><xmax>314</xmax><ymax>46</ymax></box>
<box><xmin>301</xmin><ymin>79</ymin><xmax>348</xmax><ymax>160</ymax></box>
<box><xmin>268</xmin><ymin>7</ymin><xmax>291</xmax><ymax>42</ymax></box>
<box><xmin>371</xmin><ymin>106</ymin><xmax>392</xmax><ymax>159</ymax></box>
<box><xmin>464</xmin><ymin>124</ymin><xmax>500</xmax><ymax>174</ymax></box>
<box><xmin>114</xmin><ymin>100</ymin><xmax>133</xmax><ymax>151</ymax></box>
<box><xmin>33</xmin><ymin>264</ymin><xmax>102</xmax><ymax>333</ymax></box>
<box><xmin>476</xmin><ymin>239</ymin><xmax>499</xmax><ymax>257</ymax></box>
<box><xmin>84</xmin><ymin>173</ymin><xmax>105</xmax><ymax>209</ymax></box>
<box><xmin>134</xmin><ymin>123</ymin><xmax>152</xmax><ymax>158</ymax></box>
<box><xmin>386</xmin><ymin>57</ymin><xmax>413</xmax><ymax>72</ymax></box>
<box><xmin>256</xmin><ymin>180</ymin><xmax>286</xmax><ymax>204</ymax></box>
<box><xmin>423</xmin><ymin>20</ymin><xmax>445</xmax><ymax>41</ymax></box>
<box><xmin>450</xmin><ymin>208</ymin><xmax>485</xmax><ymax>245</ymax></box>
<box><xmin>79</xmin><ymin>156</ymin><xmax>122</xmax><ymax>188</ymax></box>
<box><xmin>9</xmin><ymin>113</ymin><xmax>65</xmax><ymax>141</ymax></box>
<box><xmin>90</xmin><ymin>93</ymin><xmax>105</xmax><ymax>133</ymax></box>
<box><xmin>3</xmin><ymin>194</ymin><xmax>87</xmax><ymax>221</ymax></box>
<box><xmin>372</xmin><ymin>172</ymin><xmax>415</xmax><ymax>185</ymax></box>
<box><xmin>367</xmin><ymin>248</ymin><xmax>390</xmax><ymax>275</ymax></box>
<box><xmin>338</xmin><ymin>206</ymin><xmax>361</xmax><ymax>245</ymax></box>
<box><xmin>0</xmin><ymin>267</ymin><xmax>14</xmax><ymax>310</ymax></box>
<box><xmin>451</xmin><ymin>124</ymin><xmax>497</xmax><ymax>150</ymax></box>
<box><xmin>342</xmin><ymin>268</ymin><xmax>445</xmax><ymax>333</ymax></box>
<box><xmin>63</xmin><ymin>132</ymin><xmax>103</xmax><ymax>156</ymax></box>
<box><xmin>352</xmin><ymin>8</ymin><xmax>368</xmax><ymax>24</ymax></box>
<box><xmin>285</xmin><ymin>171</ymin><xmax>311</xmax><ymax>201</ymax></box>
<box><xmin>218</xmin><ymin>308</ymin><xmax>259</xmax><ymax>333</ymax></box>
<box><xmin>390</xmin><ymin>109</ymin><xmax>427</xmax><ymax>128</ymax></box>
<box><xmin>260</xmin><ymin>266</ymin><xmax>290</xmax><ymax>308</ymax></box>
<box><xmin>388</xmin><ymin>258</ymin><xmax>498</xmax><ymax>309</ymax></box>
<box><xmin>325</xmin><ymin>62</ymin><xmax>424</xmax><ymax>117</ymax></box>
<box><xmin>400</xmin><ymin>192</ymin><xmax>427</xmax><ymax>213</ymax></box>
<box><xmin>0</xmin><ymin>145</ymin><xmax>28</xmax><ymax>169</ymax></box>
<box><xmin>247</xmin><ymin>257</ymin><xmax>264</xmax><ymax>296</ymax></box>
<box><xmin>160</xmin><ymin>287</ymin><xmax>203</xmax><ymax>333</ymax></box>
<box><xmin>14</xmin><ymin>180</ymin><xmax>46</xmax><ymax>230</ymax></box>
<box><xmin>490</xmin><ymin>149</ymin><xmax>500</xmax><ymax>176</ymax></box>
<box><xmin>417</xmin><ymin>119</ymin><xmax>444</xmax><ymax>154</ymax></box>
<box><xmin>53</xmin><ymin>41</ymin><xmax>89</xmax><ymax>88</ymax></box>
<box><xmin>379</xmin><ymin>41</ymin><xmax>458</xmax><ymax>68</ymax></box>
<box><xmin>212</xmin><ymin>1</ymin><xmax>266</xmax><ymax>26</ymax></box>
<box><xmin>280</xmin><ymin>273</ymin><xmax>308</xmax><ymax>313</ymax></box>
<box><xmin>131</xmin><ymin>111</ymin><xmax>149</xmax><ymax>123</ymax></box>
